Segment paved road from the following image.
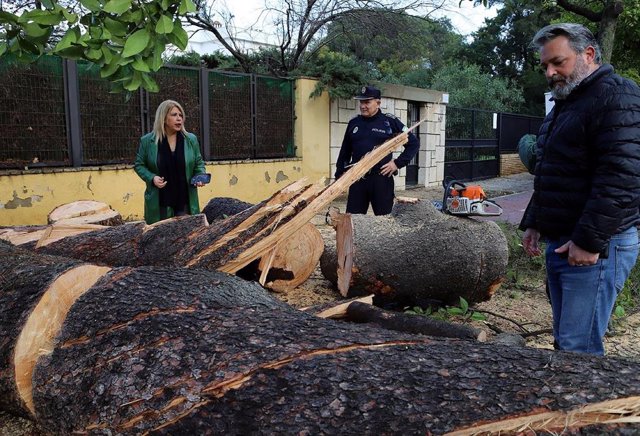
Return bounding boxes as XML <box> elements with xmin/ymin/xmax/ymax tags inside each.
<box><xmin>318</xmin><ymin>172</ymin><xmax>535</xmax><ymax>226</ymax></box>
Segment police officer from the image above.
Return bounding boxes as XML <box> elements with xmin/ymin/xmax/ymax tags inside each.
<box><xmin>335</xmin><ymin>85</ymin><xmax>420</xmax><ymax>215</ymax></box>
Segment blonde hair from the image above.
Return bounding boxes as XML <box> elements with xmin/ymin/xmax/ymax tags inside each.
<box><xmin>153</xmin><ymin>100</ymin><xmax>188</xmax><ymax>144</ymax></box>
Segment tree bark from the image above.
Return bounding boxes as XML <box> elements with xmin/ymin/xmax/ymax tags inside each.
<box><xmin>320</xmin><ymin>199</ymin><xmax>508</xmax><ymax>305</ymax></box>
<box><xmin>2</xmin><ymin>242</ymin><xmax>640</xmax><ymax>434</ymax></box>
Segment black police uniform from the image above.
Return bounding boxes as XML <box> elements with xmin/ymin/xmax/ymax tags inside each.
<box><xmin>335</xmin><ymin>107</ymin><xmax>420</xmax><ymax>215</ymax></box>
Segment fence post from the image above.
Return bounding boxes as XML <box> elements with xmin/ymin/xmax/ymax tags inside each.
<box><xmin>62</xmin><ymin>59</ymin><xmax>83</xmax><ymax>167</ymax></box>
<box><xmin>250</xmin><ymin>74</ymin><xmax>257</xmax><ymax>158</ymax></box>
<box><xmin>199</xmin><ymin>65</ymin><xmax>211</xmax><ymax>160</ymax></box>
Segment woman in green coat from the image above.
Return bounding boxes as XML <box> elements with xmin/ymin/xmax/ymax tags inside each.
<box><xmin>134</xmin><ymin>100</ymin><xmax>207</xmax><ymax>224</ymax></box>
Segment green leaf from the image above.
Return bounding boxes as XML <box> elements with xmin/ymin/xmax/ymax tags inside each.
<box><xmin>17</xmin><ymin>37</ymin><xmax>41</xmax><ymax>54</ymax></box>
<box><xmin>23</xmin><ymin>22</ymin><xmax>49</xmax><ymax>38</ymax></box>
<box><xmin>104</xmin><ymin>0</ymin><xmax>133</xmax><ymax>15</ymax></box>
<box><xmin>459</xmin><ymin>297</ymin><xmax>469</xmax><ymax>313</ymax></box>
<box><xmin>86</xmin><ymin>47</ymin><xmax>103</xmax><ymax>61</ymax></box>
<box><xmin>131</xmin><ymin>56</ymin><xmax>151</xmax><ymax>72</ymax></box>
<box><xmin>53</xmin><ymin>27</ymin><xmax>79</xmax><ymax>51</ymax></box>
<box><xmin>21</xmin><ymin>10</ymin><xmax>63</xmax><ymax>26</ymax></box>
<box><xmin>168</xmin><ymin>24</ymin><xmax>188</xmax><ymax>50</ymax></box>
<box><xmin>149</xmin><ymin>42</ymin><xmax>164</xmax><ymax>71</ymax></box>
<box><xmin>0</xmin><ymin>11</ymin><xmax>19</xmax><ymax>24</ymax></box>
<box><xmin>122</xmin><ymin>28</ymin><xmax>150</xmax><ymax>58</ymax></box>
<box><xmin>120</xmin><ymin>9</ymin><xmax>142</xmax><ymax>23</ymax></box>
<box><xmin>100</xmin><ymin>55</ymin><xmax>122</xmax><ymax>77</ymax></box>
<box><xmin>179</xmin><ymin>0</ymin><xmax>197</xmax><ymax>14</ymax></box>
<box><xmin>62</xmin><ymin>9</ymin><xmax>78</xmax><ymax>23</ymax></box>
<box><xmin>470</xmin><ymin>312</ymin><xmax>487</xmax><ymax>321</ymax></box>
<box><xmin>40</xmin><ymin>0</ymin><xmax>55</xmax><ymax>8</ymax></box>
<box><xmin>155</xmin><ymin>15</ymin><xmax>174</xmax><ymax>34</ymax></box>
<box><xmin>55</xmin><ymin>45</ymin><xmax>85</xmax><ymax>60</ymax></box>
<box><xmin>447</xmin><ymin>307</ymin><xmax>464</xmax><ymax>315</ymax></box>
<box><xmin>0</xmin><ymin>43</ymin><xmax>7</xmax><ymax>56</ymax></box>
<box><xmin>614</xmin><ymin>305</ymin><xmax>626</xmax><ymax>318</ymax></box>
<box><xmin>124</xmin><ymin>71</ymin><xmax>142</xmax><ymax>91</ymax></box>
<box><xmin>89</xmin><ymin>25</ymin><xmax>111</xmax><ymax>40</ymax></box>
<box><xmin>104</xmin><ymin>17</ymin><xmax>128</xmax><ymax>36</ymax></box>
<box><xmin>101</xmin><ymin>45</ymin><xmax>114</xmax><ymax>64</ymax></box>
<box><xmin>161</xmin><ymin>0</ymin><xmax>171</xmax><ymax>10</ymax></box>
<box><xmin>79</xmin><ymin>0</ymin><xmax>101</xmax><ymax>11</ymax></box>
<box><xmin>141</xmin><ymin>73</ymin><xmax>159</xmax><ymax>92</ymax></box>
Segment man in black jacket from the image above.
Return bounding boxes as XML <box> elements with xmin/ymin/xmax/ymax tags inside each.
<box><xmin>520</xmin><ymin>23</ymin><xmax>640</xmax><ymax>355</ymax></box>
<box><xmin>335</xmin><ymin>85</ymin><xmax>420</xmax><ymax>215</ymax></box>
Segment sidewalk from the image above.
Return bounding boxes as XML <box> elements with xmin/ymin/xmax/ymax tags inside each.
<box><xmin>320</xmin><ymin>172</ymin><xmax>534</xmax><ymax>226</ymax></box>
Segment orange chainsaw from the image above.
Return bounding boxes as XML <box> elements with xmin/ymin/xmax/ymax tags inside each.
<box><xmin>440</xmin><ymin>180</ymin><xmax>503</xmax><ymax>217</ymax></box>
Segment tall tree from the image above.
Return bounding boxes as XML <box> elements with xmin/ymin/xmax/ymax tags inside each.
<box><xmin>465</xmin><ymin>0</ymin><xmax>629</xmax><ymax>63</ymax></box>
<box><xmin>463</xmin><ymin>0</ymin><xmax>560</xmax><ymax>114</ymax></box>
<box><xmin>186</xmin><ymin>0</ymin><xmax>459</xmax><ymax>76</ymax></box>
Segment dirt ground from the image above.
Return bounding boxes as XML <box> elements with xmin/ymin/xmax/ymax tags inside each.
<box><xmin>3</xmin><ymin>173</ymin><xmax>640</xmax><ymax>433</ymax></box>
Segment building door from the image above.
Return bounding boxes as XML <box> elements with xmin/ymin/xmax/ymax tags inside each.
<box><xmin>406</xmin><ymin>102</ymin><xmax>420</xmax><ymax>186</ymax></box>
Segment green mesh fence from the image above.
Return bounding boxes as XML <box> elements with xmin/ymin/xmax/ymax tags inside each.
<box><xmin>209</xmin><ymin>71</ymin><xmax>253</xmax><ymax>160</ymax></box>
<box><xmin>149</xmin><ymin>66</ymin><xmax>201</xmax><ymax>146</ymax></box>
<box><xmin>0</xmin><ymin>55</ymin><xmax>68</xmax><ymax>168</ymax></box>
<box><xmin>77</xmin><ymin>61</ymin><xmax>144</xmax><ymax>165</ymax></box>
<box><xmin>255</xmin><ymin>76</ymin><xmax>294</xmax><ymax>158</ymax></box>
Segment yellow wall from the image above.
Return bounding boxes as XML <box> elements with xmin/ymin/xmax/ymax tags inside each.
<box><xmin>0</xmin><ymin>79</ymin><xmax>331</xmax><ymax>226</ymax></box>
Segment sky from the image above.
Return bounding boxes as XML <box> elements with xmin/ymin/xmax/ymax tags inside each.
<box><xmin>218</xmin><ymin>0</ymin><xmax>499</xmax><ymax>42</ymax></box>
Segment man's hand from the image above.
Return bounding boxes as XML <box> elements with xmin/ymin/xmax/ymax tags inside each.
<box><xmin>555</xmin><ymin>241</ymin><xmax>599</xmax><ymax>266</ymax></box>
<box><xmin>153</xmin><ymin>176</ymin><xmax>166</xmax><ymax>188</ymax></box>
<box><xmin>380</xmin><ymin>160</ymin><xmax>398</xmax><ymax>177</ymax></box>
<box><xmin>522</xmin><ymin>228</ymin><xmax>542</xmax><ymax>256</ymax></box>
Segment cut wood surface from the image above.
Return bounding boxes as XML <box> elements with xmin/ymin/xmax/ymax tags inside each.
<box><xmin>47</xmin><ymin>201</ymin><xmax>123</xmax><ymax>226</ymax></box>
<box><xmin>2</xmin><ymin>242</ymin><xmax>640</xmax><ymax>434</ymax></box>
<box><xmin>48</xmin><ymin>200</ymin><xmax>111</xmax><ymax>222</ymax></box>
<box><xmin>0</xmin><ymin>226</ymin><xmax>48</xmax><ymax>248</ymax></box>
<box><xmin>320</xmin><ymin>198</ymin><xmax>509</xmax><ymax>305</ymax></box>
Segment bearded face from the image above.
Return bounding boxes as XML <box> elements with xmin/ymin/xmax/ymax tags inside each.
<box><xmin>547</xmin><ymin>55</ymin><xmax>592</xmax><ymax>100</ymax></box>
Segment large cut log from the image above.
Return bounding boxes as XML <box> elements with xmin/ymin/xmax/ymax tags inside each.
<box><xmin>48</xmin><ymin>200</ymin><xmax>123</xmax><ymax>226</ymax></box>
<box><xmin>320</xmin><ymin>198</ymin><xmax>508</xmax><ymax>305</ymax></box>
<box><xmin>2</xmin><ymin>242</ymin><xmax>640</xmax><ymax>434</ymax></box>
<box><xmin>203</xmin><ymin>197</ymin><xmax>324</xmax><ymax>292</ymax></box>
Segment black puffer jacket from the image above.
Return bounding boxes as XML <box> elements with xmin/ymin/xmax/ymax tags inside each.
<box><xmin>519</xmin><ymin>64</ymin><xmax>640</xmax><ymax>254</ymax></box>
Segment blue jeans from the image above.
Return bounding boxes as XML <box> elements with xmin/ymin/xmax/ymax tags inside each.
<box><xmin>545</xmin><ymin>227</ymin><xmax>639</xmax><ymax>355</ymax></box>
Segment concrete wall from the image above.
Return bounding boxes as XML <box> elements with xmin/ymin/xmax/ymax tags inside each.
<box><xmin>0</xmin><ymin>78</ymin><xmax>330</xmax><ymax>226</ymax></box>
<box><xmin>330</xmin><ymin>83</ymin><xmax>447</xmax><ymax>189</ymax></box>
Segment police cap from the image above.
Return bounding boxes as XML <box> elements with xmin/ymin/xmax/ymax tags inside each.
<box><xmin>353</xmin><ymin>85</ymin><xmax>381</xmax><ymax>100</ymax></box>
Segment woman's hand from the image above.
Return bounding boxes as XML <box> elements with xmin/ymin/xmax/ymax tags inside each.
<box><xmin>195</xmin><ymin>181</ymin><xmax>204</xmax><ymax>187</ymax></box>
<box><xmin>153</xmin><ymin>176</ymin><xmax>167</xmax><ymax>188</ymax></box>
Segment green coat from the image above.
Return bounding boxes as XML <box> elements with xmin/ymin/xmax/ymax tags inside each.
<box><xmin>134</xmin><ymin>132</ymin><xmax>206</xmax><ymax>224</ymax></box>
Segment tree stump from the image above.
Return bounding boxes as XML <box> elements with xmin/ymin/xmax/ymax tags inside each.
<box><xmin>47</xmin><ymin>200</ymin><xmax>123</xmax><ymax>226</ymax></box>
<box><xmin>320</xmin><ymin>199</ymin><xmax>508</xmax><ymax>305</ymax></box>
<box><xmin>2</xmin><ymin>242</ymin><xmax>640</xmax><ymax>434</ymax></box>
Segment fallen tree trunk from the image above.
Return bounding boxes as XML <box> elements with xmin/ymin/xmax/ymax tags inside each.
<box><xmin>2</xmin><ymin>242</ymin><xmax>640</xmax><ymax>434</ymax></box>
<box><xmin>320</xmin><ymin>199</ymin><xmax>508</xmax><ymax>305</ymax></box>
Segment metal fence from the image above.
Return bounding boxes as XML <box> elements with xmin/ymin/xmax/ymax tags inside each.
<box><xmin>445</xmin><ymin>107</ymin><xmax>499</xmax><ymax>181</ymax></box>
<box><xmin>0</xmin><ymin>55</ymin><xmax>295</xmax><ymax>169</ymax></box>
<box><xmin>444</xmin><ymin>107</ymin><xmax>544</xmax><ymax>181</ymax></box>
